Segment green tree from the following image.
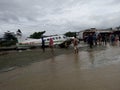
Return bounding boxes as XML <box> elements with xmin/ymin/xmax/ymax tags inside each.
<box><xmin>64</xmin><ymin>31</ymin><xmax>76</xmax><ymax>37</ymax></box>
<box><xmin>30</xmin><ymin>31</ymin><xmax>46</xmax><ymax>39</ymax></box>
<box><xmin>4</xmin><ymin>32</ymin><xmax>17</xmax><ymax>41</ymax></box>
<box><xmin>0</xmin><ymin>31</ymin><xmax>18</xmax><ymax>47</ymax></box>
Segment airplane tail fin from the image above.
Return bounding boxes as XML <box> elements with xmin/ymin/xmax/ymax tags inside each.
<box><xmin>16</xmin><ymin>29</ymin><xmax>23</xmax><ymax>43</ymax></box>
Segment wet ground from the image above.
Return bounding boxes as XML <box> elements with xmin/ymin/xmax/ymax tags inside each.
<box><xmin>0</xmin><ymin>43</ymin><xmax>120</xmax><ymax>90</ymax></box>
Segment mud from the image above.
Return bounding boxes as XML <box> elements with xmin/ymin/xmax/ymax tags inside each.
<box><xmin>0</xmin><ymin>44</ymin><xmax>120</xmax><ymax>90</ymax></box>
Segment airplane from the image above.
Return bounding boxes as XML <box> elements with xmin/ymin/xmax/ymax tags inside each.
<box><xmin>16</xmin><ymin>30</ymin><xmax>72</xmax><ymax>49</ymax></box>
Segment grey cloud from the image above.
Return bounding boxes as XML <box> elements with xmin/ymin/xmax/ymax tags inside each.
<box><xmin>0</xmin><ymin>12</ymin><xmax>19</xmax><ymax>23</ymax></box>
<box><xmin>110</xmin><ymin>0</ymin><xmax>120</xmax><ymax>4</ymax></box>
<box><xmin>0</xmin><ymin>0</ymin><xmax>89</xmax><ymax>24</ymax></box>
<box><xmin>0</xmin><ymin>0</ymin><xmax>120</xmax><ymax>36</ymax></box>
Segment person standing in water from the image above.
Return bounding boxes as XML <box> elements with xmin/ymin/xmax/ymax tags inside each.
<box><xmin>41</xmin><ymin>37</ymin><xmax>45</xmax><ymax>52</ymax></box>
<box><xmin>73</xmin><ymin>36</ymin><xmax>79</xmax><ymax>54</ymax></box>
<box><xmin>49</xmin><ymin>37</ymin><xmax>54</xmax><ymax>52</ymax></box>
<box><xmin>88</xmin><ymin>33</ymin><xmax>93</xmax><ymax>48</ymax></box>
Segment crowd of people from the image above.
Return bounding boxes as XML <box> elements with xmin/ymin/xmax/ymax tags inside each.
<box><xmin>41</xmin><ymin>32</ymin><xmax>120</xmax><ymax>54</ymax></box>
<box><xmin>85</xmin><ymin>32</ymin><xmax>120</xmax><ymax>48</ymax></box>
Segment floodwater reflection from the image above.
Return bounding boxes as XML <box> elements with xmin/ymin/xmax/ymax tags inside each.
<box><xmin>50</xmin><ymin>54</ymin><xmax>55</xmax><ymax>63</ymax></box>
<box><xmin>88</xmin><ymin>50</ymin><xmax>95</xmax><ymax>65</ymax></box>
<box><xmin>74</xmin><ymin>54</ymin><xmax>79</xmax><ymax>63</ymax></box>
<box><xmin>1</xmin><ymin>45</ymin><xmax>120</xmax><ymax>90</ymax></box>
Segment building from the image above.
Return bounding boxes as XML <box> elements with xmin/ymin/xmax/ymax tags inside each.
<box><xmin>76</xmin><ymin>28</ymin><xmax>120</xmax><ymax>41</ymax></box>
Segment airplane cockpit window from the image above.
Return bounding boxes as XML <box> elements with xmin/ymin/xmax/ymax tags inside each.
<box><xmin>63</xmin><ymin>36</ymin><xmax>66</xmax><ymax>39</ymax></box>
<box><xmin>44</xmin><ymin>39</ymin><xmax>46</xmax><ymax>41</ymax></box>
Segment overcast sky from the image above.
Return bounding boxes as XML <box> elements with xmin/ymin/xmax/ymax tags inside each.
<box><xmin>0</xmin><ymin>0</ymin><xmax>120</xmax><ymax>36</ymax></box>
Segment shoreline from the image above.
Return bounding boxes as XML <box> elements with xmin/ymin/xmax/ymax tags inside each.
<box><xmin>0</xmin><ymin>47</ymin><xmax>73</xmax><ymax>72</ymax></box>
<box><xmin>0</xmin><ymin>43</ymin><xmax>115</xmax><ymax>73</ymax></box>
<box><xmin>1</xmin><ymin>44</ymin><xmax>120</xmax><ymax>90</ymax></box>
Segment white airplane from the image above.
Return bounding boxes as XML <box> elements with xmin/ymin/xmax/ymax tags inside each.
<box><xmin>16</xmin><ymin>31</ymin><xmax>71</xmax><ymax>49</ymax></box>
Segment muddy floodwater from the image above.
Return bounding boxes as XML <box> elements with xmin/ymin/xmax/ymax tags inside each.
<box><xmin>1</xmin><ymin>44</ymin><xmax>120</xmax><ymax>90</ymax></box>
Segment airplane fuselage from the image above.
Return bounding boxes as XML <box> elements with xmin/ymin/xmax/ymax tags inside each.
<box><xmin>16</xmin><ymin>35</ymin><xmax>68</xmax><ymax>49</ymax></box>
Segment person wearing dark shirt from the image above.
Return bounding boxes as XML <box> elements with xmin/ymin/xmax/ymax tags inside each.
<box><xmin>88</xmin><ymin>33</ymin><xmax>93</xmax><ymax>48</ymax></box>
<box><xmin>41</xmin><ymin>37</ymin><xmax>45</xmax><ymax>52</ymax></box>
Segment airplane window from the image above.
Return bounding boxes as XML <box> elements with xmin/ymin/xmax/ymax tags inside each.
<box><xmin>63</xmin><ymin>36</ymin><xmax>66</xmax><ymax>39</ymax></box>
<box><xmin>59</xmin><ymin>37</ymin><xmax>61</xmax><ymax>39</ymax></box>
<box><xmin>56</xmin><ymin>37</ymin><xmax>58</xmax><ymax>39</ymax></box>
<box><xmin>47</xmin><ymin>39</ymin><xmax>50</xmax><ymax>41</ymax></box>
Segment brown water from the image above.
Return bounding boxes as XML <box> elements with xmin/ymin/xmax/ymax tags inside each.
<box><xmin>0</xmin><ymin>44</ymin><xmax>120</xmax><ymax>90</ymax></box>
